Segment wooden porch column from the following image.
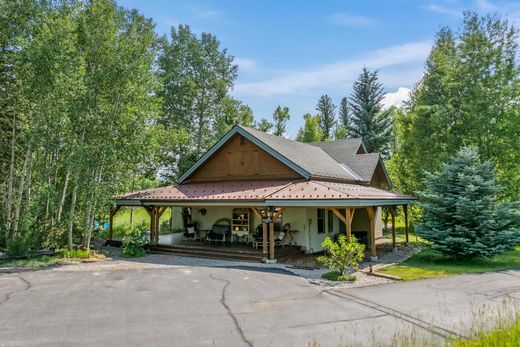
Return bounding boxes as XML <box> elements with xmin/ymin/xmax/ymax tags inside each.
<box><xmin>403</xmin><ymin>204</ymin><xmax>409</xmax><ymax>244</ymax></box>
<box><xmin>108</xmin><ymin>205</ymin><xmax>121</xmax><ymax>241</ymax></box>
<box><xmin>366</xmin><ymin>206</ymin><xmax>377</xmax><ymax>260</ymax></box>
<box><xmin>262</xmin><ymin>222</ymin><xmax>268</xmax><ymax>257</ymax></box>
<box><xmin>269</xmin><ymin>222</ymin><xmax>275</xmax><ymax>260</ymax></box>
<box><xmin>390</xmin><ymin>206</ymin><xmax>396</xmax><ymax>249</ymax></box>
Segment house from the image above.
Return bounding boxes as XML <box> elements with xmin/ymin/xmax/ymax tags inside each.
<box><xmin>111</xmin><ymin>125</ymin><xmax>414</xmax><ymax>262</ymax></box>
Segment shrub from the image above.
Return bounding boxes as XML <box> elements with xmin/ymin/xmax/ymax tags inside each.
<box><xmin>6</xmin><ymin>232</ymin><xmax>34</xmax><ymax>256</ymax></box>
<box><xmin>122</xmin><ymin>223</ymin><xmax>149</xmax><ymax>258</ymax></box>
<box><xmin>321</xmin><ymin>271</ymin><xmax>357</xmax><ymax>282</ymax></box>
<box><xmin>60</xmin><ymin>249</ymin><xmax>91</xmax><ymax>259</ymax></box>
<box><xmin>317</xmin><ymin>235</ymin><xmax>365</xmax><ymax>276</ymax></box>
<box><xmin>417</xmin><ymin>147</ymin><xmax>520</xmax><ymax>260</ymax></box>
<box><xmin>41</xmin><ymin>226</ymin><xmax>67</xmax><ymax>249</ymax></box>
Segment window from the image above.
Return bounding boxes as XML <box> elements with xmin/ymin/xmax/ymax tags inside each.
<box><xmin>327</xmin><ymin>210</ymin><xmax>334</xmax><ymax>233</ymax></box>
<box><xmin>317</xmin><ymin>209</ymin><xmax>325</xmax><ymax>234</ymax></box>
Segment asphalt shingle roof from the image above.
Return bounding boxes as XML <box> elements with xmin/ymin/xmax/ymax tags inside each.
<box><xmin>239</xmin><ymin>126</ymin><xmax>364</xmax><ymax>182</ymax></box>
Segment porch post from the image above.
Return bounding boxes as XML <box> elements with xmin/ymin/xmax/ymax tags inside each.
<box><xmin>346</xmin><ymin>208</ymin><xmax>352</xmax><ymax>240</ymax></box>
<box><xmin>403</xmin><ymin>204</ymin><xmax>409</xmax><ymax>244</ymax></box>
<box><xmin>366</xmin><ymin>206</ymin><xmax>377</xmax><ymax>260</ymax></box>
<box><xmin>108</xmin><ymin>205</ymin><xmax>121</xmax><ymax>241</ymax></box>
<box><xmin>150</xmin><ymin>207</ymin><xmax>156</xmax><ymax>243</ymax></box>
<box><xmin>390</xmin><ymin>206</ymin><xmax>396</xmax><ymax>249</ymax></box>
<box><xmin>269</xmin><ymin>222</ymin><xmax>275</xmax><ymax>260</ymax></box>
<box><xmin>262</xmin><ymin>222</ymin><xmax>268</xmax><ymax>257</ymax></box>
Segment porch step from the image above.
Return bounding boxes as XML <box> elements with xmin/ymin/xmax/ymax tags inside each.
<box><xmin>150</xmin><ymin>245</ymin><xmax>263</xmax><ymax>262</ymax></box>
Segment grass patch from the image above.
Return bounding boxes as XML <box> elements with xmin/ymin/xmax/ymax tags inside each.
<box><xmin>0</xmin><ymin>250</ymin><xmax>106</xmax><ymax>270</ymax></box>
<box><xmin>453</xmin><ymin>316</ymin><xmax>520</xmax><ymax>347</ymax></box>
<box><xmin>321</xmin><ymin>271</ymin><xmax>356</xmax><ymax>282</ymax></box>
<box><xmin>382</xmin><ymin>225</ymin><xmax>424</xmax><ymax>245</ymax></box>
<box><xmin>379</xmin><ymin>247</ymin><xmax>520</xmax><ymax>281</ymax></box>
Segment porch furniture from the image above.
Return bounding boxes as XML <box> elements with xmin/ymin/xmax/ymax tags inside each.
<box><xmin>184</xmin><ymin>223</ymin><xmax>198</xmax><ymax>238</ymax></box>
<box><xmin>206</xmin><ymin>218</ymin><xmax>231</xmax><ymax>242</ymax></box>
<box><xmin>251</xmin><ymin>223</ymin><xmax>287</xmax><ymax>249</ymax></box>
<box><xmin>231</xmin><ymin>208</ymin><xmax>250</xmax><ymax>242</ymax></box>
<box><xmin>195</xmin><ymin>229</ymin><xmax>210</xmax><ymax>241</ymax></box>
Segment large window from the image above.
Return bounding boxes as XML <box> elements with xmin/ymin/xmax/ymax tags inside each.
<box><xmin>317</xmin><ymin>209</ymin><xmax>325</xmax><ymax>234</ymax></box>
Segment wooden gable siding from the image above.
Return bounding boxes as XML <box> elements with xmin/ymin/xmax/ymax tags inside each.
<box><xmin>370</xmin><ymin>161</ymin><xmax>389</xmax><ymax>189</ymax></box>
<box><xmin>186</xmin><ymin>134</ymin><xmax>302</xmax><ymax>182</ymax></box>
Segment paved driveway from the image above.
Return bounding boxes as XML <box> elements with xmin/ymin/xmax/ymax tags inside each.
<box><xmin>1</xmin><ymin>262</ymin><xmax>519</xmax><ymax>346</ymax></box>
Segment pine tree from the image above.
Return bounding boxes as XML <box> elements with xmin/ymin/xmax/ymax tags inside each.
<box><xmin>349</xmin><ymin>67</ymin><xmax>393</xmax><ymax>156</ymax></box>
<box><xmin>272</xmin><ymin>105</ymin><xmax>290</xmax><ymax>137</ymax></box>
<box><xmin>296</xmin><ymin>113</ymin><xmax>322</xmax><ymax>142</ymax></box>
<box><xmin>417</xmin><ymin>147</ymin><xmax>520</xmax><ymax>260</ymax></box>
<box><xmin>338</xmin><ymin>97</ymin><xmax>349</xmax><ymax>133</ymax></box>
<box><xmin>316</xmin><ymin>95</ymin><xmax>336</xmax><ymax>140</ymax></box>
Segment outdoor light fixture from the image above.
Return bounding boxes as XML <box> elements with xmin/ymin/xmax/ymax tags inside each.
<box><xmin>199</xmin><ymin>208</ymin><xmax>207</xmax><ymax>216</ymax></box>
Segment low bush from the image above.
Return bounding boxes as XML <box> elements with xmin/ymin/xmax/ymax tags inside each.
<box><xmin>317</xmin><ymin>235</ymin><xmax>365</xmax><ymax>276</ymax></box>
<box><xmin>60</xmin><ymin>248</ymin><xmax>91</xmax><ymax>259</ymax></box>
<box><xmin>321</xmin><ymin>271</ymin><xmax>356</xmax><ymax>282</ymax></box>
<box><xmin>122</xmin><ymin>223</ymin><xmax>148</xmax><ymax>258</ymax></box>
<box><xmin>6</xmin><ymin>232</ymin><xmax>34</xmax><ymax>256</ymax></box>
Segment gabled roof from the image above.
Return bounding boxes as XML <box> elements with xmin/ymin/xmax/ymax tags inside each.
<box><xmin>179</xmin><ymin>126</ymin><xmax>365</xmax><ymax>184</ymax></box>
<box><xmin>309</xmin><ymin>139</ymin><xmax>390</xmax><ymax>186</ymax></box>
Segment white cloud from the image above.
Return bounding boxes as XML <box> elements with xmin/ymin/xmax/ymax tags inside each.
<box><xmin>234</xmin><ymin>58</ymin><xmax>257</xmax><ymax>72</ymax></box>
<box><xmin>328</xmin><ymin>13</ymin><xmax>377</xmax><ymax>28</ymax></box>
<box><xmin>382</xmin><ymin>87</ymin><xmax>412</xmax><ymax>109</ymax></box>
<box><xmin>476</xmin><ymin>0</ymin><xmax>499</xmax><ymax>10</ymax></box>
<box><xmin>424</xmin><ymin>3</ymin><xmax>461</xmax><ymax>17</ymax></box>
<box><xmin>234</xmin><ymin>41</ymin><xmax>431</xmax><ymax>97</ymax></box>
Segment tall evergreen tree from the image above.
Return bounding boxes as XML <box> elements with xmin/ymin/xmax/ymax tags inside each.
<box><xmin>296</xmin><ymin>113</ymin><xmax>322</xmax><ymax>142</ymax></box>
<box><xmin>272</xmin><ymin>105</ymin><xmax>290</xmax><ymax>137</ymax></box>
<box><xmin>316</xmin><ymin>94</ymin><xmax>336</xmax><ymax>140</ymax></box>
<box><xmin>334</xmin><ymin>96</ymin><xmax>349</xmax><ymax>139</ymax></box>
<box><xmin>349</xmin><ymin>67</ymin><xmax>393</xmax><ymax>156</ymax></box>
<box><xmin>417</xmin><ymin>147</ymin><xmax>520</xmax><ymax>260</ymax></box>
<box><xmin>392</xmin><ymin>13</ymin><xmax>520</xmax><ymax>198</ymax></box>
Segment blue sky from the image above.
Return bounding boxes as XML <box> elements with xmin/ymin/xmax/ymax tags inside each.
<box><xmin>118</xmin><ymin>0</ymin><xmax>519</xmax><ymax>138</ymax></box>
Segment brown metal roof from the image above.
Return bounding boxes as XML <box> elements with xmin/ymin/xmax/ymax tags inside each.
<box><xmin>116</xmin><ymin>179</ymin><xmax>412</xmax><ymax>203</ymax></box>
<box><xmin>116</xmin><ymin>180</ymin><xmax>294</xmax><ymax>201</ymax></box>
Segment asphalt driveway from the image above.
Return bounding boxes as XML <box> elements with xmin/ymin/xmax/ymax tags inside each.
<box><xmin>1</xmin><ymin>262</ymin><xmax>519</xmax><ymax>346</ymax></box>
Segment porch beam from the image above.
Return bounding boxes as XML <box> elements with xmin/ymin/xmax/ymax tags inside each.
<box><xmin>272</xmin><ymin>207</ymin><xmax>285</xmax><ymax>221</ymax></box>
<box><xmin>330</xmin><ymin>208</ymin><xmax>346</xmax><ymax>225</ymax></box>
<box><xmin>251</xmin><ymin>208</ymin><xmax>263</xmax><ymax>219</ymax></box>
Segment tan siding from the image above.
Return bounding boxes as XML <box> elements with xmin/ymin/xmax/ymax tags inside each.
<box><xmin>187</xmin><ymin>134</ymin><xmax>302</xmax><ymax>182</ymax></box>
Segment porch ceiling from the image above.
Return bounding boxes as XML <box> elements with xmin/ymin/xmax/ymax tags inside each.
<box><xmin>114</xmin><ymin>179</ymin><xmax>415</xmax><ymax>207</ymax></box>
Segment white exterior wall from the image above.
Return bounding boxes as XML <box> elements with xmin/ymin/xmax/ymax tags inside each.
<box><xmin>173</xmin><ymin>206</ymin><xmax>383</xmax><ymax>253</ymax></box>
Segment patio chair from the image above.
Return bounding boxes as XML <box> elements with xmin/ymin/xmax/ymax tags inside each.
<box><xmin>184</xmin><ymin>223</ymin><xmax>198</xmax><ymax>238</ymax></box>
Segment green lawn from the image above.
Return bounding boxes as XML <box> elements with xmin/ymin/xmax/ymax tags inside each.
<box><xmin>112</xmin><ymin>207</ymin><xmax>173</xmax><ymax>236</ymax></box>
<box><xmin>378</xmin><ymin>247</ymin><xmax>520</xmax><ymax>281</ymax></box>
<box><xmin>453</xmin><ymin>317</ymin><xmax>520</xmax><ymax>347</ymax></box>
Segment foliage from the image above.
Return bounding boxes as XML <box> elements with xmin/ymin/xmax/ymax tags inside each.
<box><xmin>272</xmin><ymin>105</ymin><xmax>291</xmax><ymax>137</ymax></box>
<box><xmin>349</xmin><ymin>67</ymin><xmax>393</xmax><ymax>156</ymax></box>
<box><xmin>59</xmin><ymin>248</ymin><xmax>91</xmax><ymax>259</ymax></box>
<box><xmin>453</xmin><ymin>316</ymin><xmax>520</xmax><ymax>347</ymax></box>
<box><xmin>255</xmin><ymin>118</ymin><xmax>274</xmax><ymax>133</ymax></box>
<box><xmin>391</xmin><ymin>13</ymin><xmax>520</xmax><ymax>199</ymax></box>
<box><xmin>416</xmin><ymin>147</ymin><xmax>520</xmax><ymax>260</ymax></box>
<box><xmin>337</xmin><ymin>96</ymin><xmax>349</xmax><ymax>137</ymax></box>
<box><xmin>322</xmin><ymin>271</ymin><xmax>356</xmax><ymax>282</ymax></box>
<box><xmin>296</xmin><ymin>113</ymin><xmax>322</xmax><ymax>142</ymax></box>
<box><xmin>379</xmin><ymin>246</ymin><xmax>520</xmax><ymax>281</ymax></box>
<box><xmin>6</xmin><ymin>231</ymin><xmax>34</xmax><ymax>256</ymax></box>
<box><xmin>317</xmin><ymin>235</ymin><xmax>365</xmax><ymax>275</ymax></box>
<box><xmin>157</xmin><ymin>24</ymin><xmax>238</xmax><ymax>178</ymax></box>
<box><xmin>122</xmin><ymin>223</ymin><xmax>149</xmax><ymax>258</ymax></box>
<box><xmin>40</xmin><ymin>226</ymin><xmax>67</xmax><ymax>250</ymax></box>
<box><xmin>316</xmin><ymin>95</ymin><xmax>336</xmax><ymax>140</ymax></box>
